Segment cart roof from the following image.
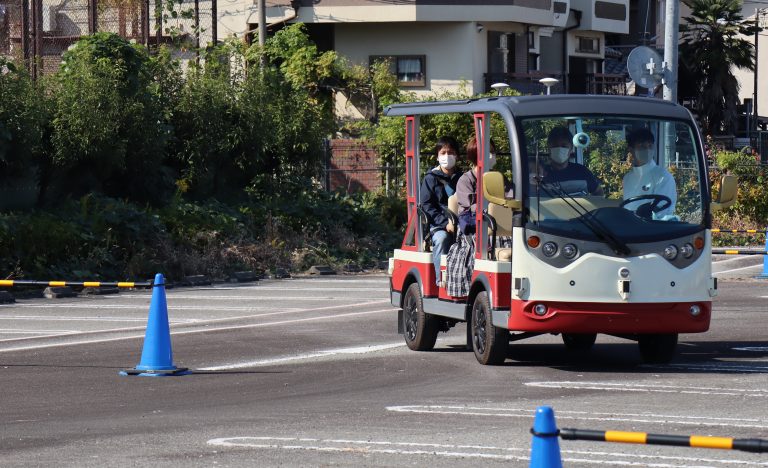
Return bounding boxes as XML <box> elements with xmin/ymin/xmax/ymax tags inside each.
<box><xmin>383</xmin><ymin>94</ymin><xmax>693</xmax><ymax>121</ymax></box>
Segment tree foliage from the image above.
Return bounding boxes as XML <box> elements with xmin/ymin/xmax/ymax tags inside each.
<box><xmin>50</xmin><ymin>32</ymin><xmax>171</xmax><ymax>202</ymax></box>
<box><xmin>0</xmin><ymin>59</ymin><xmax>49</xmax><ymax>183</ymax></box>
<box><xmin>680</xmin><ymin>0</ymin><xmax>759</xmax><ymax>135</ymax></box>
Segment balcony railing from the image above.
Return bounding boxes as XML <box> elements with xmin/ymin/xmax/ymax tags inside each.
<box><xmin>485</xmin><ymin>72</ymin><xmax>627</xmax><ymax>95</ymax></box>
<box><xmin>585</xmin><ymin>73</ymin><xmax>627</xmax><ymax>95</ymax></box>
<box><xmin>485</xmin><ymin>72</ymin><xmax>565</xmax><ymax>96</ymax></box>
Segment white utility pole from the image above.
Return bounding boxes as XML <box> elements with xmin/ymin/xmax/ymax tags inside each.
<box><xmin>663</xmin><ymin>0</ymin><xmax>679</xmax><ymax>102</ymax></box>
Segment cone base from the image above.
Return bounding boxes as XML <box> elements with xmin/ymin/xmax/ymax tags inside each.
<box><xmin>119</xmin><ymin>367</ymin><xmax>191</xmax><ymax>377</ymax></box>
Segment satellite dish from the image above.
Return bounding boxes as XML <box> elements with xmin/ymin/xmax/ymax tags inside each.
<box><xmin>627</xmin><ymin>46</ymin><xmax>663</xmax><ymax>89</ymax></box>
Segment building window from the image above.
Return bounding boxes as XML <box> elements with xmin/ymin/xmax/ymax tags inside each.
<box><xmin>370</xmin><ymin>55</ymin><xmax>426</xmax><ymax>87</ymax></box>
<box><xmin>594</xmin><ymin>1</ymin><xmax>627</xmax><ymax>20</ymax></box>
<box><xmin>576</xmin><ymin>36</ymin><xmax>600</xmax><ymax>53</ymax></box>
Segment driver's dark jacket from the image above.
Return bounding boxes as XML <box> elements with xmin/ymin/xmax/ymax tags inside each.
<box><xmin>419</xmin><ymin>167</ymin><xmax>462</xmax><ymax>234</ymax></box>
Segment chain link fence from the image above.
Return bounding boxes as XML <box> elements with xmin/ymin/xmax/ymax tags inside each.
<box><xmin>0</xmin><ymin>0</ymin><xmax>216</xmax><ymax>78</ymax></box>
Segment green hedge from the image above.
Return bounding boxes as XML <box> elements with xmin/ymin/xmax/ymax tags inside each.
<box><xmin>0</xmin><ymin>191</ymin><xmax>403</xmax><ymax>280</ymax></box>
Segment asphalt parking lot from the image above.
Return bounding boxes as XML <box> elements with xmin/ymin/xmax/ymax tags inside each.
<box><xmin>1</xmin><ymin>256</ymin><xmax>767</xmax><ymax>467</ymax></box>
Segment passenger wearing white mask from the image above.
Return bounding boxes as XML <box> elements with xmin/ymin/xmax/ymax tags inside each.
<box><xmin>622</xmin><ymin>128</ymin><xmax>677</xmax><ymax>219</ymax></box>
<box><xmin>419</xmin><ymin>136</ymin><xmax>463</xmax><ymax>285</ymax></box>
<box><xmin>536</xmin><ymin>126</ymin><xmax>603</xmax><ymax>196</ymax></box>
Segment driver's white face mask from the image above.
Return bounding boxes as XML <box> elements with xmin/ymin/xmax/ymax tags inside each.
<box><xmin>550</xmin><ymin>147</ymin><xmax>570</xmax><ymax>164</ymax></box>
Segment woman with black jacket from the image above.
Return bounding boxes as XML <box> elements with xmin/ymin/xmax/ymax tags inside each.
<box><xmin>418</xmin><ymin>136</ymin><xmax>462</xmax><ymax>286</ymax></box>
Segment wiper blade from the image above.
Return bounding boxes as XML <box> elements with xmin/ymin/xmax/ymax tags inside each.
<box><xmin>538</xmin><ymin>183</ymin><xmax>631</xmax><ymax>255</ymax></box>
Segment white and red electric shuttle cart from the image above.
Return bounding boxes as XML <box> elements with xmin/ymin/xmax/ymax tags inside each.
<box><xmin>386</xmin><ymin>95</ymin><xmax>737</xmax><ymax>365</ymax></box>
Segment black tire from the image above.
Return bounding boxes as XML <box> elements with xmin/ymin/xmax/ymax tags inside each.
<box><xmin>562</xmin><ymin>333</ymin><xmax>597</xmax><ymax>351</ymax></box>
<box><xmin>471</xmin><ymin>291</ymin><xmax>508</xmax><ymax>365</ymax></box>
<box><xmin>638</xmin><ymin>333</ymin><xmax>678</xmax><ymax>364</ymax></box>
<box><xmin>402</xmin><ymin>282</ymin><xmax>439</xmax><ymax>351</ymax></box>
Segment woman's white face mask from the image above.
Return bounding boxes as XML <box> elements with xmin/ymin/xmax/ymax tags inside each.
<box><xmin>550</xmin><ymin>147</ymin><xmax>570</xmax><ymax>164</ymax></box>
<box><xmin>438</xmin><ymin>154</ymin><xmax>457</xmax><ymax>170</ymax></box>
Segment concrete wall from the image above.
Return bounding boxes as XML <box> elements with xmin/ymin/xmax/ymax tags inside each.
<box><xmin>334</xmin><ymin>22</ymin><xmax>485</xmax><ymax>95</ymax></box>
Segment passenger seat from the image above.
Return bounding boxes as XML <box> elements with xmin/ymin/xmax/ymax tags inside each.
<box><xmin>488</xmin><ymin>203</ymin><xmax>513</xmax><ymax>261</ymax></box>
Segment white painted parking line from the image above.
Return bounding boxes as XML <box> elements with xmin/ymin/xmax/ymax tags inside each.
<box><xmin>525</xmin><ymin>381</ymin><xmax>768</xmax><ymax>397</ymax></box>
<box><xmin>207</xmin><ymin>436</ymin><xmax>768</xmax><ymax>466</ymax></box>
<box><xmin>200</xmin><ymin>342</ymin><xmax>405</xmax><ymax>370</ymax></box>
<box><xmin>179</xmin><ymin>279</ymin><xmax>387</xmax><ymax>288</ymax></box>
<box><xmin>0</xmin><ymin>308</ymin><xmax>393</xmax><ymax>353</ymax></box>
<box><xmin>712</xmin><ymin>256</ymin><xmax>760</xmax><ymax>265</ymax></box>
<box><xmin>386</xmin><ymin>405</ymin><xmax>768</xmax><ymax>429</ymax></box>
<box><xmin>0</xmin><ymin>299</ymin><xmax>392</xmax><ymax>346</ymax></box>
<box><xmin>164</xmin><ymin>286</ymin><xmax>384</xmax><ymax>292</ymax></box>
<box><xmin>116</xmin><ymin>295</ymin><xmax>372</xmax><ymax>301</ymax></box>
<box><xmin>0</xmin><ymin>329</ymin><xmax>80</xmax><ymax>334</ymax></box>
<box><xmin>265</xmin><ymin>279</ymin><xmax>388</xmax><ymax>284</ymax></box>
<box><xmin>0</xmin><ymin>315</ymin><xmax>198</xmax><ymax>323</ymax></box>
<box><xmin>9</xmin><ymin>304</ymin><xmax>305</xmax><ymax>312</ymax></box>
<box><xmin>713</xmin><ymin>264</ymin><xmax>763</xmax><ymax>275</ymax></box>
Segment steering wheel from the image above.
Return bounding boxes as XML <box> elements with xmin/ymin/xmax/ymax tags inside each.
<box><xmin>620</xmin><ymin>194</ymin><xmax>672</xmax><ymax>219</ymax></box>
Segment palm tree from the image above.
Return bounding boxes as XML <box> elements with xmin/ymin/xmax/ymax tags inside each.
<box><xmin>679</xmin><ymin>0</ymin><xmax>759</xmax><ymax>136</ymax></box>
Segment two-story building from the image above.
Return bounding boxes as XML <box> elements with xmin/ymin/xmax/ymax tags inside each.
<box><xmin>219</xmin><ymin>0</ymin><xmax>629</xmax><ymax>96</ymax></box>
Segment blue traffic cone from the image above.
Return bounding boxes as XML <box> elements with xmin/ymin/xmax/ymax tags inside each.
<box><xmin>120</xmin><ymin>273</ymin><xmax>189</xmax><ymax>377</ymax></box>
<box><xmin>755</xmin><ymin>228</ymin><xmax>768</xmax><ymax>279</ymax></box>
<box><xmin>530</xmin><ymin>406</ymin><xmax>562</xmax><ymax>468</ymax></box>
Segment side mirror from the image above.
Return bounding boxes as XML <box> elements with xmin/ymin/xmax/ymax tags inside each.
<box><xmin>483</xmin><ymin>171</ymin><xmax>522</xmax><ymax>210</ymax></box>
<box><xmin>710</xmin><ymin>174</ymin><xmax>738</xmax><ymax>212</ymax></box>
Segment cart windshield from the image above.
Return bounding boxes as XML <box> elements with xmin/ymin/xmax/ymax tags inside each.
<box><xmin>519</xmin><ymin>116</ymin><xmax>705</xmax><ymax>243</ymax></box>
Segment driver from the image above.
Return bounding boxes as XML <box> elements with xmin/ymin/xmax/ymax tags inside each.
<box><xmin>622</xmin><ymin>128</ymin><xmax>677</xmax><ymax>219</ymax></box>
<box><xmin>536</xmin><ymin>126</ymin><xmax>604</xmax><ymax>196</ymax></box>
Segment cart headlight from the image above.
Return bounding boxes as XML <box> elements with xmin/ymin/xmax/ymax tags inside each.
<box><xmin>542</xmin><ymin>242</ymin><xmax>558</xmax><ymax>257</ymax></box>
<box><xmin>663</xmin><ymin>244</ymin><xmax>678</xmax><ymax>260</ymax></box>
<box><xmin>562</xmin><ymin>243</ymin><xmax>578</xmax><ymax>259</ymax></box>
<box><xmin>681</xmin><ymin>243</ymin><xmax>694</xmax><ymax>258</ymax></box>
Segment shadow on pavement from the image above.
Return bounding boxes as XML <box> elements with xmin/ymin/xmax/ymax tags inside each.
<box><xmin>494</xmin><ymin>339</ymin><xmax>768</xmax><ymax>374</ymax></box>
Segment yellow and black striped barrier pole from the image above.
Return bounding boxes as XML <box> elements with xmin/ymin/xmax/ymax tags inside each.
<box><xmin>0</xmin><ymin>280</ymin><xmax>151</xmax><ymax>288</ymax></box>
<box><xmin>712</xmin><ymin>249</ymin><xmax>768</xmax><ymax>255</ymax></box>
<box><xmin>560</xmin><ymin>428</ymin><xmax>768</xmax><ymax>453</ymax></box>
<box><xmin>711</xmin><ymin>229</ymin><xmax>766</xmax><ymax>234</ymax></box>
